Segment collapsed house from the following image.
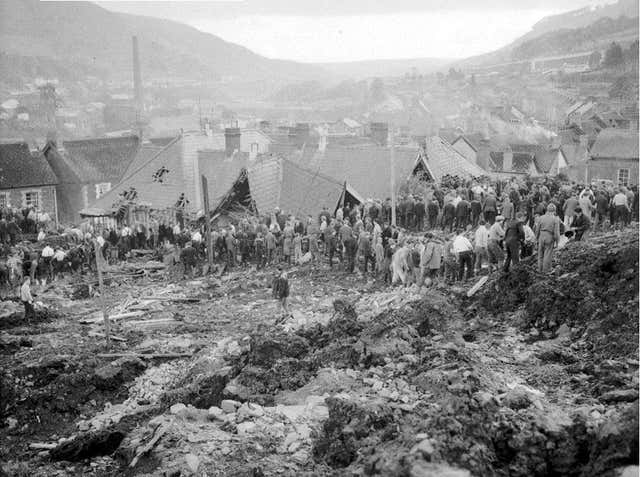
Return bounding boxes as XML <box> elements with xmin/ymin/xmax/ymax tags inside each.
<box><xmin>211</xmin><ymin>156</ymin><xmax>353</xmax><ymax>220</ymax></box>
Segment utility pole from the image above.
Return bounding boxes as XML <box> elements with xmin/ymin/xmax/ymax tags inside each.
<box><xmin>390</xmin><ymin>130</ymin><xmax>396</xmax><ymax>227</ymax></box>
<box><xmin>94</xmin><ymin>240</ymin><xmax>110</xmax><ymax>345</ymax></box>
<box><xmin>201</xmin><ymin>175</ymin><xmax>214</xmax><ymax>269</ymax></box>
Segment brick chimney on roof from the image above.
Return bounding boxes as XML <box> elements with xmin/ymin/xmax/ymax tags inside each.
<box><xmin>370</xmin><ymin>122</ymin><xmax>388</xmax><ymax>146</ymax></box>
<box><xmin>225</xmin><ymin>128</ymin><xmax>241</xmax><ymax>157</ymax></box>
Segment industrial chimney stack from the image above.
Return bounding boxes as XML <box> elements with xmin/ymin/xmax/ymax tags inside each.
<box><xmin>132</xmin><ymin>35</ymin><xmax>144</xmax><ymax>136</ymax></box>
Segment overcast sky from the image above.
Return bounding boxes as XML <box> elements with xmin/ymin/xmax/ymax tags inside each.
<box><xmin>98</xmin><ymin>0</ymin><xmax>612</xmax><ymax>62</ymax></box>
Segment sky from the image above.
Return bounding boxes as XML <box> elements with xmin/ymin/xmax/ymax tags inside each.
<box><xmin>98</xmin><ymin>0</ymin><xmax>613</xmax><ymax>62</ymax></box>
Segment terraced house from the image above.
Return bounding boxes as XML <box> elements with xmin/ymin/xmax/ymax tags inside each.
<box><xmin>0</xmin><ymin>142</ymin><xmax>59</xmax><ymax>223</ymax></box>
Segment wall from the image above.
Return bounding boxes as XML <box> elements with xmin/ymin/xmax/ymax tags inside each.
<box><xmin>587</xmin><ymin>158</ymin><xmax>639</xmax><ymax>186</ymax></box>
<box><xmin>0</xmin><ymin>185</ymin><xmax>58</xmax><ymax>220</ymax></box>
<box><xmin>55</xmin><ymin>182</ymin><xmax>111</xmax><ymax>225</ymax></box>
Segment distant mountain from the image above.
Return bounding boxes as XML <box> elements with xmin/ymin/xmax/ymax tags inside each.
<box><xmin>0</xmin><ymin>0</ymin><xmax>324</xmax><ymax>87</ymax></box>
<box><xmin>460</xmin><ymin>0</ymin><xmax>639</xmax><ymax>68</ymax></box>
<box><xmin>318</xmin><ymin>57</ymin><xmax>453</xmax><ymax>80</ymax></box>
<box><xmin>523</xmin><ymin>0</ymin><xmax>638</xmax><ymax>41</ymax></box>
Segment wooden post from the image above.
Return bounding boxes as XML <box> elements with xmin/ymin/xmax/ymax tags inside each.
<box><xmin>390</xmin><ymin>131</ymin><xmax>397</xmax><ymax>227</ymax></box>
<box><xmin>94</xmin><ymin>240</ymin><xmax>110</xmax><ymax>345</ymax></box>
<box><xmin>201</xmin><ymin>175</ymin><xmax>213</xmax><ymax>268</ymax></box>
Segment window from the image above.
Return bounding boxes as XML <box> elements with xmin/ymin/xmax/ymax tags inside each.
<box><xmin>618</xmin><ymin>169</ymin><xmax>630</xmax><ymax>187</ymax></box>
<box><xmin>23</xmin><ymin>190</ymin><xmax>40</xmax><ymax>209</ymax></box>
<box><xmin>0</xmin><ymin>192</ymin><xmax>8</xmax><ymax>209</ymax></box>
<box><xmin>95</xmin><ymin>182</ymin><xmax>111</xmax><ymax>199</ymax></box>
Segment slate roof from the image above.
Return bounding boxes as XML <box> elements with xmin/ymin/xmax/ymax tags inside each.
<box><xmin>0</xmin><ymin>142</ymin><xmax>58</xmax><ymax>188</ymax></box>
<box><xmin>533</xmin><ymin>149</ymin><xmax>563</xmax><ymax>174</ymax></box>
<box><xmin>422</xmin><ymin>136</ymin><xmax>485</xmax><ymax>180</ymax></box>
<box><xmin>90</xmin><ymin>138</ymin><xmax>185</xmax><ymax>212</ymax></box>
<box><xmin>452</xmin><ymin>133</ymin><xmax>486</xmax><ymax>152</ymax></box>
<box><xmin>245</xmin><ymin>157</ymin><xmax>344</xmax><ymax>218</ymax></box>
<box><xmin>489</xmin><ymin>151</ymin><xmax>533</xmax><ymax>173</ymax></box>
<box><xmin>561</xmin><ymin>143</ymin><xmax>589</xmax><ymax>166</ymax></box>
<box><xmin>60</xmin><ymin>136</ymin><xmax>140</xmax><ymax>183</ymax></box>
<box><xmin>198</xmin><ymin>149</ymin><xmax>250</xmax><ymax>209</ymax></box>
<box><xmin>290</xmin><ymin>144</ymin><xmax>420</xmax><ymax>199</ymax></box>
<box><xmin>590</xmin><ymin>129</ymin><xmax>639</xmax><ymax>160</ymax></box>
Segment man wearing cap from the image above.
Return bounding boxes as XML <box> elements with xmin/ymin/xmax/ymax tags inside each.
<box><xmin>571</xmin><ymin>207</ymin><xmax>591</xmax><ymax>241</ymax></box>
<box><xmin>535</xmin><ymin>203</ymin><xmax>560</xmax><ymax>273</ymax></box>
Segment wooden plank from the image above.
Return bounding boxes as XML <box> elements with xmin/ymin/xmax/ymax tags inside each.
<box><xmin>467</xmin><ymin>276</ymin><xmax>489</xmax><ymax>297</ymax></box>
<box><xmin>80</xmin><ymin>311</ymin><xmax>146</xmax><ymax>324</ymax></box>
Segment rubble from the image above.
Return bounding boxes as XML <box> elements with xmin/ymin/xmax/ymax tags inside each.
<box><xmin>1</xmin><ymin>231</ymin><xmax>637</xmax><ymax>476</ymax></box>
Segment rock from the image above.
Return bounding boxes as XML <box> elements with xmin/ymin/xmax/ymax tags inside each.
<box><xmin>207</xmin><ymin>406</ymin><xmax>224</xmax><ymax>420</ymax></box>
<box><xmin>221</xmin><ymin>399</ymin><xmax>241</xmax><ymax>413</ymax></box>
<box><xmin>556</xmin><ymin>324</ymin><xmax>571</xmax><ymax>339</ymax></box>
<box><xmin>5</xmin><ymin>417</ymin><xmax>17</xmax><ymax>430</ymax></box>
<box><xmin>616</xmin><ymin>466</ymin><xmax>639</xmax><ymax>477</ymax></box>
<box><xmin>236</xmin><ymin>421</ymin><xmax>256</xmax><ymax>435</ymax></box>
<box><xmin>501</xmin><ymin>387</ymin><xmax>533</xmax><ymax>410</ymax></box>
<box><xmin>599</xmin><ymin>389</ymin><xmax>639</xmax><ymax>404</ymax></box>
<box><xmin>410</xmin><ymin>462</ymin><xmax>471</xmax><ymax>477</ymax></box>
<box><xmin>185</xmin><ymin>453</ymin><xmax>199</xmax><ymax>473</ymax></box>
<box><xmin>411</xmin><ymin>439</ymin><xmax>435</xmax><ymax>459</ymax></box>
<box><xmin>170</xmin><ymin>403</ymin><xmax>187</xmax><ymax>415</ymax></box>
<box><xmin>237</xmin><ymin>402</ymin><xmax>264</xmax><ymax>421</ymax></box>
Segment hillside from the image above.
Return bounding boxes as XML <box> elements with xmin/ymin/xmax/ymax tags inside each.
<box><xmin>0</xmin><ymin>0</ymin><xmax>324</xmax><ymax>87</ymax></box>
<box><xmin>460</xmin><ymin>0</ymin><xmax>639</xmax><ymax>68</ymax></box>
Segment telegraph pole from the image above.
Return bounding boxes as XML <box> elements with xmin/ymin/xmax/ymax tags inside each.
<box><xmin>390</xmin><ymin>130</ymin><xmax>396</xmax><ymax>227</ymax></box>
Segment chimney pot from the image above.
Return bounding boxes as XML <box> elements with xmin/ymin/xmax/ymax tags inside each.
<box><xmin>225</xmin><ymin>127</ymin><xmax>241</xmax><ymax>157</ymax></box>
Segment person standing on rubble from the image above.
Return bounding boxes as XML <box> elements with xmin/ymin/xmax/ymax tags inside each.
<box><xmin>503</xmin><ymin>212</ymin><xmax>525</xmax><ymax>273</ymax></box>
<box><xmin>571</xmin><ymin>207</ymin><xmax>591</xmax><ymax>241</ymax></box>
<box><xmin>343</xmin><ymin>232</ymin><xmax>357</xmax><ymax>273</ymax></box>
<box><xmin>452</xmin><ymin>229</ymin><xmax>474</xmax><ymax>281</ymax></box>
<box><xmin>21</xmin><ymin>276</ymin><xmax>35</xmax><ymax>322</ymax></box>
<box><xmin>535</xmin><ymin>203</ymin><xmax>561</xmax><ymax>273</ymax></box>
<box><xmin>487</xmin><ymin>216</ymin><xmax>505</xmax><ymax>273</ymax></box>
<box><xmin>474</xmin><ymin>220</ymin><xmax>490</xmax><ymax>274</ymax></box>
<box><xmin>421</xmin><ymin>233</ymin><xmax>443</xmax><ymax>284</ymax></box>
<box><xmin>272</xmin><ymin>268</ymin><xmax>290</xmax><ymax>320</ymax></box>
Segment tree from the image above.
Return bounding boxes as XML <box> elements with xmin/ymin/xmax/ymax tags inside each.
<box><xmin>588</xmin><ymin>51</ymin><xmax>602</xmax><ymax>69</ymax></box>
<box><xmin>603</xmin><ymin>42</ymin><xmax>625</xmax><ymax>68</ymax></box>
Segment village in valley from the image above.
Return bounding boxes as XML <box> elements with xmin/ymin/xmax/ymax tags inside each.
<box><xmin>0</xmin><ymin>0</ymin><xmax>639</xmax><ymax>476</ymax></box>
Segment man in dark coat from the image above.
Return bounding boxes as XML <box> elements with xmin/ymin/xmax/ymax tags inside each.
<box><xmin>503</xmin><ymin>212</ymin><xmax>525</xmax><ymax>273</ymax></box>
<box><xmin>455</xmin><ymin>197</ymin><xmax>470</xmax><ymax>230</ymax></box>
<box><xmin>414</xmin><ymin>197</ymin><xmax>426</xmax><ymax>231</ymax></box>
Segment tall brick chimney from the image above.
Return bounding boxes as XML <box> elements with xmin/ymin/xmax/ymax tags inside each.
<box><xmin>225</xmin><ymin>128</ymin><xmax>241</xmax><ymax>157</ymax></box>
<box><xmin>132</xmin><ymin>36</ymin><xmax>143</xmax><ymax>113</ymax></box>
<box><xmin>370</xmin><ymin>122</ymin><xmax>389</xmax><ymax>146</ymax></box>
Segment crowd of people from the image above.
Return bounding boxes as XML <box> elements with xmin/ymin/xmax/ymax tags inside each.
<box><xmin>1</xmin><ymin>177</ymin><xmax>637</xmax><ymax>299</ymax></box>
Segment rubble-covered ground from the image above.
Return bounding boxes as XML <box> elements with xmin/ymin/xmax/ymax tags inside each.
<box><xmin>1</xmin><ymin>230</ymin><xmax>638</xmax><ymax>477</ymax></box>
